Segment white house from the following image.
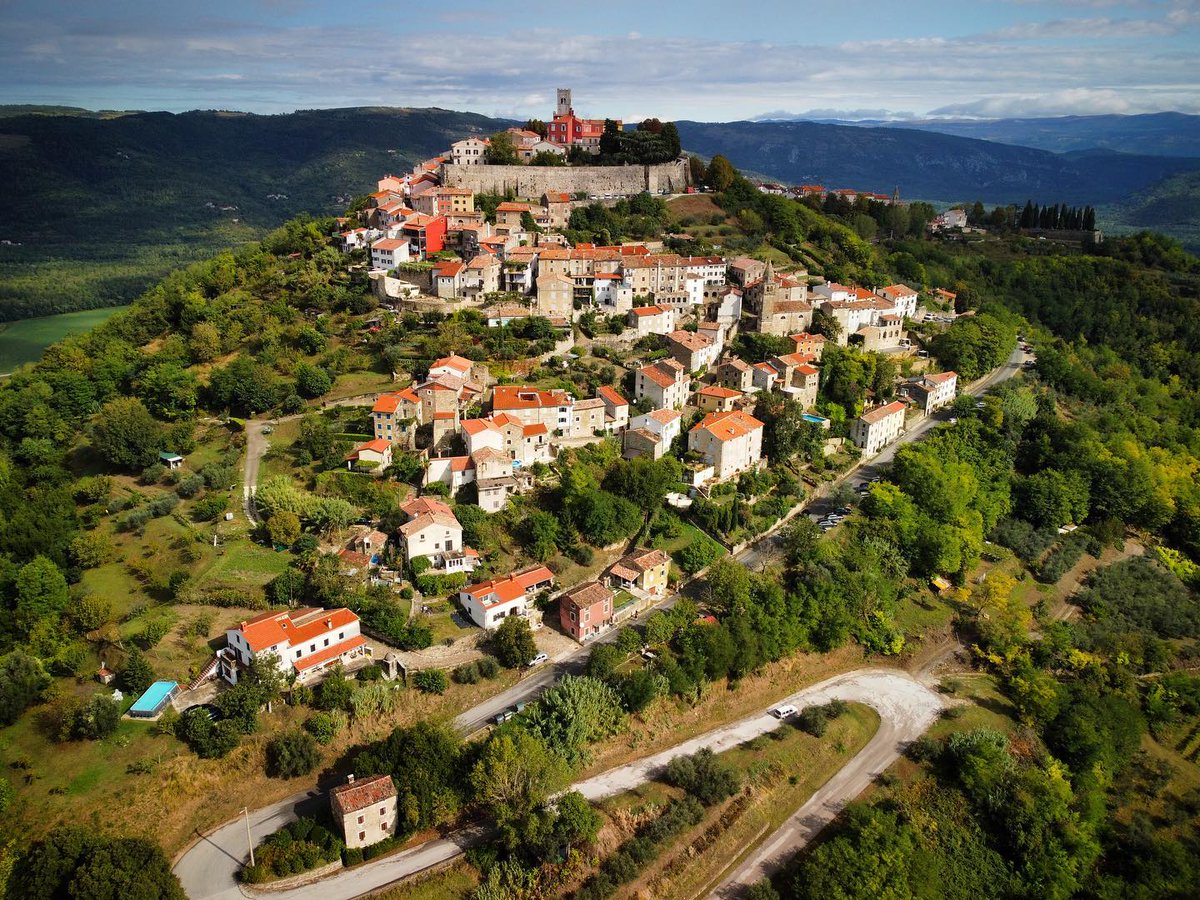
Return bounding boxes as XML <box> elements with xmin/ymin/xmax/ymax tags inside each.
<box><xmin>450</xmin><ymin>137</ymin><xmax>489</xmax><ymax>166</ymax></box>
<box><xmin>849</xmin><ymin>400</ymin><xmax>907</xmax><ymax>455</ymax></box>
<box><xmin>635</xmin><ymin>358</ymin><xmax>689</xmax><ymax>410</ymax></box>
<box><xmin>345</xmin><ymin>438</ymin><xmax>393</xmax><ymax>472</ymax></box>
<box><xmin>899</xmin><ymin>371</ymin><xmax>958</xmax><ymax>413</ymax></box>
<box><xmin>688</xmin><ymin>409</ymin><xmax>765</xmax><ymax>482</ymax></box>
<box><xmin>628</xmin><ymin>305</ymin><xmax>676</xmax><ymax>336</ymax></box>
<box><xmin>220</xmin><ymin>607</ymin><xmax>366</xmax><ymax>685</ymax></box>
<box><xmin>876</xmin><ymin>284</ymin><xmax>919</xmax><ymax>320</ymax></box>
<box><xmin>457</xmin><ymin>565</ymin><xmax>555</xmax><ymax>630</ymax></box>
<box><xmin>397</xmin><ymin>496</ymin><xmax>478</xmax><ymax>573</ymax></box>
<box><xmin>624</xmin><ymin>408</ymin><xmax>683</xmax><ymax>459</ymax></box>
<box><xmin>370</xmin><ymin>238</ymin><xmax>411</xmax><ymax>270</ymax></box>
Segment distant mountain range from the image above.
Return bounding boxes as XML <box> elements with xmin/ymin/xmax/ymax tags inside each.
<box><xmin>674</xmin><ymin>120</ymin><xmax>1200</xmax><ymax>207</ymax></box>
<box><xmin>1</xmin><ymin>105</ymin><xmax>1197</xmax><ymax>320</ymax></box>
<box><xmin>751</xmin><ymin>112</ymin><xmax>1200</xmax><ymax>158</ymax></box>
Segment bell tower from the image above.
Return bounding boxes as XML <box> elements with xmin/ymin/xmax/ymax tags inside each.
<box><xmin>556</xmin><ymin>88</ymin><xmax>572</xmax><ymax>117</ymax></box>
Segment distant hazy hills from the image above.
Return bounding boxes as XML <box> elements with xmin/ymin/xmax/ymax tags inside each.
<box><xmin>674</xmin><ymin>120</ymin><xmax>1200</xmax><ymax>206</ymax></box>
<box><xmin>763</xmin><ymin>112</ymin><xmax>1200</xmax><ymax>159</ymax></box>
<box><xmin>1</xmin><ymin>105</ymin><xmax>1197</xmax><ymax>320</ymax></box>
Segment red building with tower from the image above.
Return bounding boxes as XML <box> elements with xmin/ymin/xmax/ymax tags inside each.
<box><xmin>546</xmin><ymin>88</ymin><xmax>620</xmax><ymax>151</ymax></box>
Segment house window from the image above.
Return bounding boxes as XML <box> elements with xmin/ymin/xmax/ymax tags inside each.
<box><xmin>324</xmin><ymin>638</ymin><xmax>330</xmax><ymax>647</ymax></box>
<box><xmin>295</xmin><ymin>650</ymin><xmax>302</xmax><ymax>659</ymax></box>
<box><xmin>381</xmin><ymin>823</ymin><xmax>388</xmax><ymax>831</ymax></box>
<box><xmin>359</xmin><ymin>831</ymin><xmax>366</xmax><ymax>842</ymax></box>
<box><xmin>380</xmin><ymin>806</ymin><xmax>387</xmax><ymax>815</ymax></box>
<box><xmin>339</xmin><ymin>632</ymin><xmax>344</xmax><ymax>639</ymax></box>
<box><xmin>358</xmin><ymin>815</ymin><xmax>364</xmax><ymax>825</ymax></box>
<box><xmin>310</xmin><ymin>644</ymin><xmax>316</xmax><ymax>652</ymax></box>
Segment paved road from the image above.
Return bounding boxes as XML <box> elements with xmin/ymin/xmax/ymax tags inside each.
<box><xmin>575</xmin><ymin>669</ymin><xmax>940</xmax><ymax>804</ymax></box>
<box><xmin>176</xmin><ymin>670</ymin><xmax>939</xmax><ymax>900</ymax></box>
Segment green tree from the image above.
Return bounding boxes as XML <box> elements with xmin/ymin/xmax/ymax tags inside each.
<box><xmin>519</xmin><ymin>510</ymin><xmax>559</xmax><ymax>562</ymax></box>
<box><xmin>10</xmin><ymin>827</ymin><xmax>186</xmax><ymax>900</ymax></box>
<box><xmin>521</xmin><ymin>675</ymin><xmax>625</xmax><ymax>767</ymax></box>
<box><xmin>484</xmin><ymin>131</ymin><xmax>518</xmax><ymax>165</ymax></box>
<box><xmin>120</xmin><ymin>648</ymin><xmax>155</xmax><ymax>695</ymax></box>
<box><xmin>490</xmin><ymin>616</ymin><xmax>537</xmax><ymax>668</ymax></box>
<box><xmin>314</xmin><ymin>668</ymin><xmax>354</xmax><ymax>711</ymax></box>
<box><xmin>267</xmin><ymin>510</ymin><xmax>302</xmax><ymax>547</ymax></box>
<box><xmin>266</xmin><ymin>730</ymin><xmax>321</xmax><ymax>778</ymax></box>
<box><xmin>705</xmin><ymin>155</ymin><xmax>736</xmax><ymax>192</ymax></box>
<box><xmin>90</xmin><ymin>397</ymin><xmax>163</xmax><ymax>471</ymax></box>
<box><xmin>294</xmin><ymin>363</ymin><xmax>332</xmax><ymax>399</ymax></box>
<box><xmin>0</xmin><ymin>651</ymin><xmax>50</xmax><ymax>725</ymax></box>
<box><xmin>15</xmin><ymin>555</ymin><xmax>70</xmax><ymax>637</ymax></box>
<box><xmin>470</xmin><ymin>731</ymin><xmax>568</xmax><ymax>850</ymax></box>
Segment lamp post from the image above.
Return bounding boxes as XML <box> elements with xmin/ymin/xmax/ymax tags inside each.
<box><xmin>242</xmin><ymin>807</ymin><xmax>255</xmax><ymax>867</ymax></box>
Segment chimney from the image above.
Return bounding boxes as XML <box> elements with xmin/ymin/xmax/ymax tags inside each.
<box><xmin>347</xmin><ymin>774</ymin><xmax>355</xmax><ymax>784</ymax></box>
<box><xmin>326</xmin><ymin>618</ymin><xmax>333</xmax><ymax>628</ymax></box>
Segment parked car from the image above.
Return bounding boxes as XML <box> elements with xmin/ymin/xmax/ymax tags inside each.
<box><xmin>494</xmin><ymin>709</ymin><xmax>516</xmax><ymax>725</ymax></box>
<box><xmin>770</xmin><ymin>704</ymin><xmax>798</xmax><ymax>719</ymax></box>
<box><xmin>528</xmin><ymin>652</ymin><xmax>549</xmax><ymax>667</ymax></box>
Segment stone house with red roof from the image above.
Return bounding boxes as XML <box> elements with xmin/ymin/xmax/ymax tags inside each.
<box><xmin>849</xmin><ymin>400</ymin><xmax>907</xmax><ymax>454</ymax></box>
<box><xmin>371</xmin><ymin>388</ymin><xmax>421</xmax><ymax>449</ymax></box>
<box><xmin>634</xmin><ymin>358</ymin><xmax>689</xmax><ymax>410</ymax></box>
<box><xmin>331</xmin><ymin>775</ymin><xmax>397</xmax><ymax>849</ymax></box>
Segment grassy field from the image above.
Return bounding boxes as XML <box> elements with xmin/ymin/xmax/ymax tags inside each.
<box><xmin>375</xmin><ymin>861</ymin><xmax>480</xmax><ymax>900</ymax></box>
<box><xmin>0</xmin><ymin>305</ymin><xmax>128</xmax><ymax>372</ymax></box>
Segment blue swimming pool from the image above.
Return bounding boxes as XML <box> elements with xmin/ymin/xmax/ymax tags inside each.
<box><xmin>128</xmin><ymin>680</ymin><xmax>178</xmax><ymax>718</ymax></box>
<box><xmin>802</xmin><ymin>414</ymin><xmax>830</xmax><ymax>427</ymax></box>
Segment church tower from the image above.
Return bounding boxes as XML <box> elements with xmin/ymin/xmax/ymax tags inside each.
<box><xmin>556</xmin><ymin>88</ymin><xmax>572</xmax><ymax>117</ymax></box>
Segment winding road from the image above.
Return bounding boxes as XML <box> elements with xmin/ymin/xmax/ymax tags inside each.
<box><xmin>174</xmin><ymin>670</ymin><xmax>941</xmax><ymax>900</ymax></box>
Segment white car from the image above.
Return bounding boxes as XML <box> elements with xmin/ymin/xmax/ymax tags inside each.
<box><xmin>771</xmin><ymin>704</ymin><xmax>798</xmax><ymax>719</ymax></box>
<box><xmin>528</xmin><ymin>652</ymin><xmax>549</xmax><ymax>667</ymax></box>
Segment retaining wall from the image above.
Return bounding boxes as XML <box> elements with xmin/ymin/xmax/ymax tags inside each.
<box><xmin>441</xmin><ymin>159</ymin><xmax>690</xmax><ymax>200</ymax></box>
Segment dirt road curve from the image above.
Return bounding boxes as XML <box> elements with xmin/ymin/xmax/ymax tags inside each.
<box><xmin>173</xmin><ymin>669</ymin><xmax>940</xmax><ymax>900</ymax></box>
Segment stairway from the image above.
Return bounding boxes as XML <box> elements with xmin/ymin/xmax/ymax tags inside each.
<box><xmin>188</xmin><ymin>654</ymin><xmax>221</xmax><ymax>691</ymax></box>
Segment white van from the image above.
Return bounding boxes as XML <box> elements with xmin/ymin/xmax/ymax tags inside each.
<box><xmin>770</xmin><ymin>704</ymin><xmax>798</xmax><ymax>719</ymax></box>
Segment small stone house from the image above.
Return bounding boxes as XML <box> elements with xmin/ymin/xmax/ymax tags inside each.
<box><xmin>330</xmin><ymin>774</ymin><xmax>397</xmax><ymax>850</ymax></box>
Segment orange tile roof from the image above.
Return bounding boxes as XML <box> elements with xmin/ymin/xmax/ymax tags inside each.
<box><xmin>598</xmin><ymin>385</ymin><xmax>628</xmax><ymax>406</ymax></box>
<box><xmin>523</xmin><ymin>423</ymin><xmax>548</xmax><ymax>436</ymax></box>
<box><xmin>237</xmin><ymin>607</ymin><xmax>360</xmax><ymax>653</ymax></box>
<box><xmin>371</xmin><ymin>238</ymin><xmax>408</xmax><ymax>251</ymax></box>
<box><xmin>431</xmin><ymin>354</ymin><xmax>473</xmax><ymax>374</ymax></box>
<box><xmin>690</xmin><ymin>409</ymin><xmax>764</xmax><ymax>441</ymax></box>
<box><xmin>462</xmin><ymin>566</ymin><xmax>555</xmax><ymax>607</ymax></box>
<box><xmin>859</xmin><ymin>400</ymin><xmax>907</xmax><ymax>424</ymax></box>
<box><xmin>492</xmin><ymin>385</ymin><xmax>571</xmax><ymax>411</ymax></box>
<box><xmin>925</xmin><ymin>371</ymin><xmax>957</xmax><ymax>384</ymax></box>
<box><xmin>699</xmin><ymin>385</ymin><xmax>741</xmax><ymax>399</ymax></box>
<box><xmin>667</xmin><ymin>330</ymin><xmax>713</xmax><ymax>352</ymax></box>
<box><xmin>402</xmin><ymin>496</ymin><xmax>454</xmax><ymax>519</ymax></box>
<box><xmin>879</xmin><ymin>284</ymin><xmax>916</xmax><ymax>298</ymax></box>
<box><xmin>631</xmin><ymin>305</ymin><xmax>667</xmax><ymax>317</ymax></box>
<box><xmin>330</xmin><ymin>774</ymin><xmax>396</xmax><ymax>816</ymax></box>
<box><xmin>647</xmin><ymin>408</ymin><xmax>682</xmax><ymax>425</ymax></box>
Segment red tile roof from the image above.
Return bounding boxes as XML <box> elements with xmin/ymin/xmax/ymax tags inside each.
<box><xmin>330</xmin><ymin>774</ymin><xmax>396</xmax><ymax>817</ymax></box>
<box><xmin>859</xmin><ymin>400</ymin><xmax>907</xmax><ymax>424</ymax></box>
<box><xmin>462</xmin><ymin>566</ymin><xmax>555</xmax><ymax>608</ymax></box>
<box><xmin>237</xmin><ymin>608</ymin><xmax>360</xmax><ymax>653</ymax></box>
<box><xmin>699</xmin><ymin>385</ymin><xmax>741</xmax><ymax>399</ymax></box>
<box><xmin>690</xmin><ymin>409</ymin><xmax>764</xmax><ymax>441</ymax></box>
<box><xmin>598</xmin><ymin>385</ymin><xmax>628</xmax><ymax>407</ymax></box>
<box><xmin>492</xmin><ymin>385</ymin><xmax>571</xmax><ymax>411</ymax></box>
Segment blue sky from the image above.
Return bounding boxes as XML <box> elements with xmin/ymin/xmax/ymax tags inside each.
<box><xmin>1</xmin><ymin>0</ymin><xmax>1197</xmax><ymax>120</ymax></box>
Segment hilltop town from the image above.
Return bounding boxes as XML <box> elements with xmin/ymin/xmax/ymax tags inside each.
<box><xmin>4</xmin><ymin>85</ymin><xmax>1197</xmax><ymax>900</ymax></box>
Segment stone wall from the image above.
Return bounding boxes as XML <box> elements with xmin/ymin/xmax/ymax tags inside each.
<box><xmin>441</xmin><ymin>159</ymin><xmax>690</xmax><ymax>200</ymax></box>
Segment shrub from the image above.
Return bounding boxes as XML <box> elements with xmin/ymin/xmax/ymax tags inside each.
<box><xmin>414</xmin><ymin>669</ymin><xmax>448</xmax><ymax>694</ymax></box>
<box><xmin>266</xmin><ymin>731</ymin><xmax>321</xmax><ymax>778</ymax></box>
<box><xmin>192</xmin><ymin>494</ymin><xmax>230</xmax><ymax>522</ymax></box>
<box><xmin>342</xmin><ymin>847</ymin><xmax>363</xmax><ymax>867</ymax></box>
<box><xmin>663</xmin><ymin>747</ymin><xmax>741</xmax><ymax>804</ymax></box>
<box><xmin>314</xmin><ymin>671</ymin><xmax>354</xmax><ymax>711</ymax></box>
<box><xmin>176</xmin><ymin>473</ymin><xmax>206</xmax><ymax>498</ymax></box>
<box><xmin>304</xmin><ymin>712</ymin><xmax>339</xmax><ymax>745</ymax></box>
<box><xmin>476</xmin><ymin>655</ymin><xmax>501</xmax><ymax>679</ymax></box>
<box><xmin>796</xmin><ymin>706</ymin><xmax>828</xmax><ymax>737</ymax></box>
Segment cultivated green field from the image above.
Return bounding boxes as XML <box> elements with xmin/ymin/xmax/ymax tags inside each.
<box><xmin>0</xmin><ymin>305</ymin><xmax>127</xmax><ymax>372</ymax></box>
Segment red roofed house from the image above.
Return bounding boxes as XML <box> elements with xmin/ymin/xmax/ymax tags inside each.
<box><xmin>688</xmin><ymin>409</ymin><xmax>765</xmax><ymax>481</ymax></box>
<box><xmin>560</xmin><ymin>581</ymin><xmax>615</xmax><ymax>641</ymax></box>
<box><xmin>876</xmin><ymin>284</ymin><xmax>919</xmax><ymax>320</ymax></box>
<box><xmin>397</xmin><ymin>496</ymin><xmax>478</xmax><ymax>574</ymax></box>
<box><xmin>547</xmin><ymin>88</ymin><xmax>620</xmax><ymax>151</ymax></box>
<box><xmin>899</xmin><ymin>371</ymin><xmax>958</xmax><ymax>413</ymax></box>
<box><xmin>665</xmin><ymin>329</ymin><xmax>718</xmax><ymax>373</ymax></box>
<box><xmin>220</xmin><ymin>607</ymin><xmax>366</xmax><ymax>685</ymax></box>
<box><xmin>370</xmin><ymin>238</ymin><xmax>410</xmax><ymax>270</ymax></box>
<box><xmin>331</xmin><ymin>775</ymin><xmax>397</xmax><ymax>850</ymax></box>
<box><xmin>624</xmin><ymin>408</ymin><xmax>683</xmax><ymax>460</ymax></box>
<box><xmin>491</xmin><ymin>385</ymin><xmax>575</xmax><ymax>433</ymax></box>
<box><xmin>401</xmin><ymin>215</ymin><xmax>446</xmax><ymax>259</ymax></box>
<box><xmin>434</xmin><ymin>259</ymin><xmax>465</xmax><ymax>299</ymax></box>
<box><xmin>697</xmin><ymin>384</ymin><xmax>742</xmax><ymax>413</ymax></box>
<box><xmin>714</xmin><ymin>357</ymin><xmax>754</xmax><ymax>393</ymax></box>
<box><xmin>458</xmin><ymin>565</ymin><xmax>555</xmax><ymax>630</ymax></box>
<box><xmin>607</xmin><ymin>548</ymin><xmax>670</xmax><ymax>597</ymax></box>
<box><xmin>628</xmin><ymin>305</ymin><xmax>676</xmax><ymax>337</ymax></box>
<box><xmin>429</xmin><ymin>354</ymin><xmax>475</xmax><ymax>381</ymax></box>
<box><xmin>541</xmin><ymin>192</ymin><xmax>573</xmax><ymax>229</ymax></box>
<box><xmin>494</xmin><ymin>202</ymin><xmax>533</xmax><ymax>229</ymax></box>
<box><xmin>850</xmin><ymin>400</ymin><xmax>907</xmax><ymax>454</ymax></box>
<box><xmin>372</xmin><ymin>388</ymin><xmax>422</xmax><ymax>449</ymax></box>
<box><xmin>789</xmin><ymin>333</ymin><xmax>826</xmax><ymax>361</ymax></box>
<box><xmin>598</xmin><ymin>385</ymin><xmax>629</xmax><ymax>432</ymax></box>
<box><xmin>461</xmin><ymin>413</ymin><xmax>553</xmax><ymax>468</ymax></box>
<box><xmin>345</xmin><ymin>438</ymin><xmax>393</xmax><ymax>472</ymax></box>
<box><xmin>635</xmin><ymin>358</ymin><xmax>689</xmax><ymax>410</ymax></box>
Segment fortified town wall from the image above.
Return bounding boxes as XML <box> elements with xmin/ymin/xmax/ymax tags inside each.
<box><xmin>441</xmin><ymin>158</ymin><xmax>691</xmax><ymax>199</ymax></box>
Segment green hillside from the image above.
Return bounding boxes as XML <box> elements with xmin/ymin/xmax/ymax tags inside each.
<box><xmin>0</xmin><ymin>106</ymin><xmax>511</xmax><ymax>321</ymax></box>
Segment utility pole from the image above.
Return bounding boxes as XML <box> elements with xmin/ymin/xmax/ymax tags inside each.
<box><xmin>242</xmin><ymin>807</ymin><xmax>255</xmax><ymax>867</ymax></box>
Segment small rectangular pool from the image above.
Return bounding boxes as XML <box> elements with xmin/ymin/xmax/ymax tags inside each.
<box><xmin>128</xmin><ymin>680</ymin><xmax>178</xmax><ymax>718</ymax></box>
<box><xmin>802</xmin><ymin>414</ymin><xmax>831</xmax><ymax>428</ymax></box>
